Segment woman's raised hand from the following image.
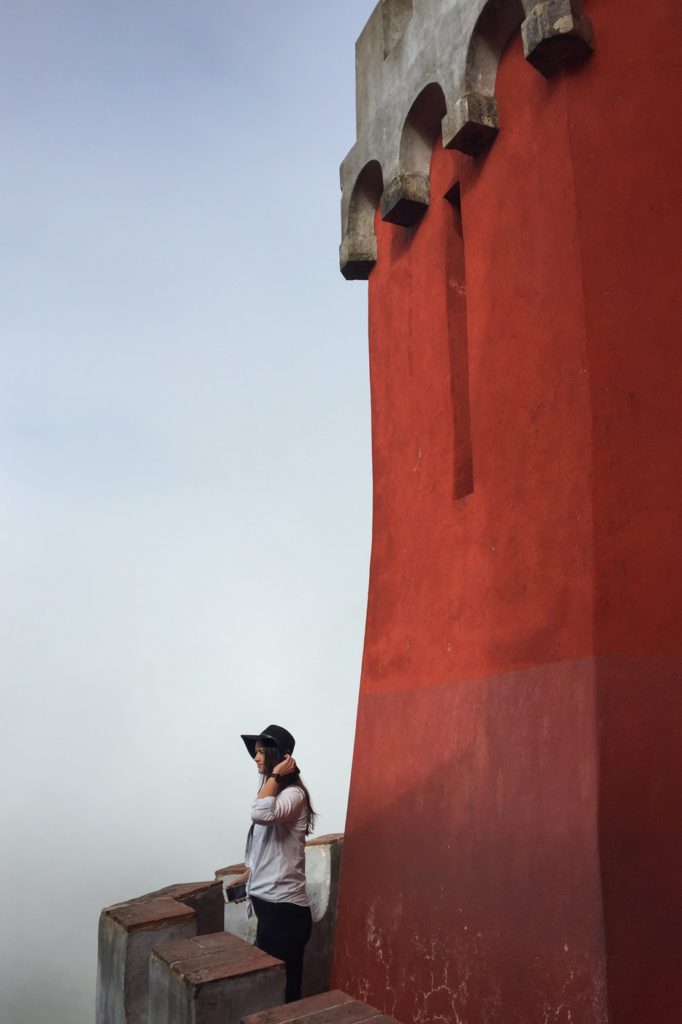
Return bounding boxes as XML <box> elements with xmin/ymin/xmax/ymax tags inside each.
<box><xmin>274</xmin><ymin>753</ymin><xmax>297</xmax><ymax>776</ymax></box>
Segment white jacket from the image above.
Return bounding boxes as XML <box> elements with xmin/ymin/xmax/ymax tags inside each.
<box><xmin>245</xmin><ymin>787</ymin><xmax>309</xmax><ymax>906</ymax></box>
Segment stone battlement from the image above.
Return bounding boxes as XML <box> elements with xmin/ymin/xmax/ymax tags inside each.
<box><xmin>340</xmin><ymin>0</ymin><xmax>593</xmax><ymax>278</ymax></box>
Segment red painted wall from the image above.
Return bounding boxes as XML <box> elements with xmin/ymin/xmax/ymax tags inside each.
<box><xmin>333</xmin><ymin>4</ymin><xmax>682</xmax><ymax>1022</ymax></box>
<box><xmin>566</xmin><ymin>3</ymin><xmax>682</xmax><ymax>1019</ymax></box>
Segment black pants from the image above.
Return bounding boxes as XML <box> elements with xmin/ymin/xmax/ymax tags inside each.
<box><xmin>251</xmin><ymin>895</ymin><xmax>312</xmax><ymax>1003</ymax></box>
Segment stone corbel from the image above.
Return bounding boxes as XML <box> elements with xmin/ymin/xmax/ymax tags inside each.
<box><xmin>443</xmin><ymin>92</ymin><xmax>500</xmax><ymax>156</ymax></box>
<box><xmin>380</xmin><ymin>172</ymin><xmax>431</xmax><ymax>227</ymax></box>
<box><xmin>522</xmin><ymin>0</ymin><xmax>594</xmax><ymax>78</ymax></box>
<box><xmin>340</xmin><ymin>235</ymin><xmax>378</xmax><ymax>281</ymax></box>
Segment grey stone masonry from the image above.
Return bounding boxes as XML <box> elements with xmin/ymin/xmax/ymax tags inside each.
<box><xmin>96</xmin><ymin>881</ymin><xmax>224</xmax><ymax>1024</ymax></box>
<box><xmin>241</xmin><ymin>988</ymin><xmax>402</xmax><ymax>1024</ymax></box>
<box><xmin>98</xmin><ymin>835</ymin><xmax>344</xmax><ymax>1024</ymax></box>
<box><xmin>299</xmin><ymin>834</ymin><xmax>343</xmax><ymax>998</ymax></box>
<box><xmin>339</xmin><ymin>0</ymin><xmax>594</xmax><ymax>279</ymax></box>
<box><xmin>149</xmin><ymin>932</ymin><xmax>285</xmax><ymax>1024</ymax></box>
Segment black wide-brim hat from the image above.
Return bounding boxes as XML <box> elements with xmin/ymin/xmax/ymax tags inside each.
<box><xmin>241</xmin><ymin>724</ymin><xmax>296</xmax><ymax>759</ymax></box>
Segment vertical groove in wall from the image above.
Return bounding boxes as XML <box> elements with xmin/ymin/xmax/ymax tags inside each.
<box><xmin>444</xmin><ymin>181</ymin><xmax>474</xmax><ymax>499</ymax></box>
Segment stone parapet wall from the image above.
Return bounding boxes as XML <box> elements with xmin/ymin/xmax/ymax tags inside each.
<box><xmin>97</xmin><ymin>881</ymin><xmax>224</xmax><ymax>1024</ymax></box>
<box><xmin>97</xmin><ymin>835</ymin><xmax>344</xmax><ymax>1024</ymax></box>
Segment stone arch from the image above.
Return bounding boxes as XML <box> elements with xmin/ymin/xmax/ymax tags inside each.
<box><xmin>443</xmin><ymin>0</ymin><xmax>594</xmax><ymax>156</ymax></box>
<box><xmin>382</xmin><ymin>82</ymin><xmax>447</xmax><ymax>227</ymax></box>
<box><xmin>340</xmin><ymin>159</ymin><xmax>384</xmax><ymax>281</ymax></box>
<box><xmin>466</xmin><ymin>0</ymin><xmax>527</xmax><ymax>96</ymax></box>
<box><xmin>442</xmin><ymin>0</ymin><xmax>525</xmax><ymax>156</ymax></box>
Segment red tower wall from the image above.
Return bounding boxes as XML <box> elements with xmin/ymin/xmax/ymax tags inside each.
<box><xmin>333</xmin><ymin>3</ymin><xmax>682</xmax><ymax>1022</ymax></box>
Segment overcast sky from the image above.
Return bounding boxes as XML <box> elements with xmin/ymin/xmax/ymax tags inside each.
<box><xmin>0</xmin><ymin>3</ymin><xmax>372</xmax><ymax>1021</ymax></box>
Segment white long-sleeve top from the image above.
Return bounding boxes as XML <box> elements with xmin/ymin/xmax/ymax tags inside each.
<box><xmin>245</xmin><ymin>787</ymin><xmax>309</xmax><ymax>906</ymax></box>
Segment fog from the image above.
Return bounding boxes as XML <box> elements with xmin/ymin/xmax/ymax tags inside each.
<box><xmin>0</xmin><ymin>4</ymin><xmax>372</xmax><ymax>1022</ymax></box>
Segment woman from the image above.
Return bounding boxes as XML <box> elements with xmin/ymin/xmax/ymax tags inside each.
<box><xmin>227</xmin><ymin>724</ymin><xmax>316</xmax><ymax>1003</ymax></box>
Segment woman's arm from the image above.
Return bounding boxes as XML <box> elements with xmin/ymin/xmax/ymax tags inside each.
<box><xmin>251</xmin><ymin>785</ymin><xmax>305</xmax><ymax>824</ymax></box>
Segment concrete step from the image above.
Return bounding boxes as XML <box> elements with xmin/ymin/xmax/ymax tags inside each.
<box><xmin>241</xmin><ymin>989</ymin><xmax>400</xmax><ymax>1024</ymax></box>
<box><xmin>149</xmin><ymin>931</ymin><xmax>285</xmax><ymax>1024</ymax></box>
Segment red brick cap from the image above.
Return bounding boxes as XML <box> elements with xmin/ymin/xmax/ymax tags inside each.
<box><xmin>241</xmin><ymin>989</ymin><xmax>399</xmax><ymax>1024</ymax></box>
<box><xmin>153</xmin><ymin>931</ymin><xmax>283</xmax><ymax>985</ymax></box>
<box><xmin>215</xmin><ymin>862</ymin><xmax>247</xmax><ymax>878</ymax></box>
<box><xmin>305</xmin><ymin>833</ymin><xmax>344</xmax><ymax>848</ymax></box>
<box><xmin>104</xmin><ymin>880</ymin><xmax>220</xmax><ymax>932</ymax></box>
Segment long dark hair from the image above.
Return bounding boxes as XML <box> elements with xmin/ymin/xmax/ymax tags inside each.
<box><xmin>257</xmin><ymin>743</ymin><xmax>317</xmax><ymax>836</ymax></box>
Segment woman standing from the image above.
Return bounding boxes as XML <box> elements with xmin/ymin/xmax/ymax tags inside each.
<box><xmin>227</xmin><ymin>724</ymin><xmax>316</xmax><ymax>1003</ymax></box>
